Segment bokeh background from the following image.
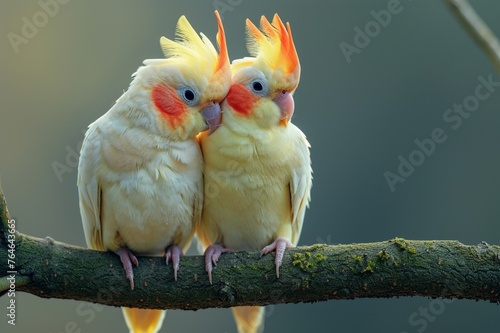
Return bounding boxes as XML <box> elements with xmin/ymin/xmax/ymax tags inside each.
<box><xmin>2</xmin><ymin>1</ymin><xmax>500</xmax><ymax>332</ymax></box>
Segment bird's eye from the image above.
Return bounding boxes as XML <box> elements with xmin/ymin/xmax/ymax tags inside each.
<box><xmin>252</xmin><ymin>81</ymin><xmax>263</xmax><ymax>91</ymax></box>
<box><xmin>248</xmin><ymin>79</ymin><xmax>268</xmax><ymax>97</ymax></box>
<box><xmin>184</xmin><ymin>89</ymin><xmax>195</xmax><ymax>101</ymax></box>
<box><xmin>178</xmin><ymin>86</ymin><xmax>199</xmax><ymax>106</ymax></box>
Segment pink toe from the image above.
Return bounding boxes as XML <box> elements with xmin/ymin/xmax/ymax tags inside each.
<box><xmin>260</xmin><ymin>238</ymin><xmax>294</xmax><ymax>278</ymax></box>
<box><xmin>165</xmin><ymin>245</ymin><xmax>183</xmax><ymax>281</ymax></box>
<box><xmin>204</xmin><ymin>244</ymin><xmax>230</xmax><ymax>284</ymax></box>
<box><xmin>118</xmin><ymin>248</ymin><xmax>136</xmax><ymax>290</ymax></box>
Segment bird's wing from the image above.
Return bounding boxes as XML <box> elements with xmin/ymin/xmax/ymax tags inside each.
<box><xmin>77</xmin><ymin>124</ymin><xmax>105</xmax><ymax>251</ymax></box>
<box><xmin>289</xmin><ymin>126</ymin><xmax>313</xmax><ymax>245</ymax></box>
<box><xmin>190</xmin><ymin>172</ymin><xmax>204</xmax><ymax>253</ymax></box>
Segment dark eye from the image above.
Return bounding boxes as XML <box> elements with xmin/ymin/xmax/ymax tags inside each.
<box><xmin>178</xmin><ymin>86</ymin><xmax>199</xmax><ymax>106</ymax></box>
<box><xmin>252</xmin><ymin>81</ymin><xmax>263</xmax><ymax>91</ymax></box>
<box><xmin>248</xmin><ymin>79</ymin><xmax>268</xmax><ymax>97</ymax></box>
<box><xmin>184</xmin><ymin>89</ymin><xmax>195</xmax><ymax>101</ymax></box>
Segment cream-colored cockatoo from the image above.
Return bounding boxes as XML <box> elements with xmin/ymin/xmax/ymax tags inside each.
<box><xmin>77</xmin><ymin>11</ymin><xmax>230</xmax><ymax>333</ymax></box>
<box><xmin>196</xmin><ymin>14</ymin><xmax>312</xmax><ymax>333</ymax></box>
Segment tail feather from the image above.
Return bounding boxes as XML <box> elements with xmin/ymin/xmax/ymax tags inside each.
<box><xmin>122</xmin><ymin>307</ymin><xmax>166</xmax><ymax>333</ymax></box>
<box><xmin>232</xmin><ymin>306</ymin><xmax>265</xmax><ymax>333</ymax></box>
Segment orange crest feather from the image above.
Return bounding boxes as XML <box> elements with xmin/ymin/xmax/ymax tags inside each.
<box><xmin>214</xmin><ymin>10</ymin><xmax>229</xmax><ymax>73</ymax></box>
<box><xmin>246</xmin><ymin>14</ymin><xmax>300</xmax><ymax>76</ymax></box>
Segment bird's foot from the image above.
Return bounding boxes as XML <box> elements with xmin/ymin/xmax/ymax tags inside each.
<box><xmin>260</xmin><ymin>237</ymin><xmax>294</xmax><ymax>278</ymax></box>
<box><xmin>118</xmin><ymin>247</ymin><xmax>139</xmax><ymax>290</ymax></box>
<box><xmin>204</xmin><ymin>243</ymin><xmax>231</xmax><ymax>284</ymax></box>
<box><xmin>165</xmin><ymin>245</ymin><xmax>183</xmax><ymax>281</ymax></box>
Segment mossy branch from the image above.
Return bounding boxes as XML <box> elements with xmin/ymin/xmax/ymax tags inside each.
<box><xmin>1</xmin><ymin>190</ymin><xmax>500</xmax><ymax>309</ymax></box>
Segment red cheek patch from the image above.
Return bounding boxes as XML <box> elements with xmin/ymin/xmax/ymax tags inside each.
<box><xmin>151</xmin><ymin>84</ymin><xmax>187</xmax><ymax>127</ymax></box>
<box><xmin>226</xmin><ymin>84</ymin><xmax>259</xmax><ymax>116</ymax></box>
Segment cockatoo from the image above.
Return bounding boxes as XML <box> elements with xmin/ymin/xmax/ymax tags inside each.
<box><xmin>196</xmin><ymin>14</ymin><xmax>312</xmax><ymax>333</ymax></box>
<box><xmin>77</xmin><ymin>11</ymin><xmax>230</xmax><ymax>333</ymax></box>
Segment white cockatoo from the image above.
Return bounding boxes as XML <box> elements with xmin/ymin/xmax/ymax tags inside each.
<box><xmin>77</xmin><ymin>11</ymin><xmax>230</xmax><ymax>333</ymax></box>
<box><xmin>197</xmin><ymin>14</ymin><xmax>312</xmax><ymax>333</ymax></box>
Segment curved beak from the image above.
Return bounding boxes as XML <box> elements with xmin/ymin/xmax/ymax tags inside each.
<box><xmin>274</xmin><ymin>91</ymin><xmax>294</xmax><ymax>127</ymax></box>
<box><xmin>200</xmin><ymin>102</ymin><xmax>222</xmax><ymax>135</ymax></box>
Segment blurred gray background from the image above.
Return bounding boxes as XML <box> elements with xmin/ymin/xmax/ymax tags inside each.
<box><xmin>1</xmin><ymin>0</ymin><xmax>500</xmax><ymax>332</ymax></box>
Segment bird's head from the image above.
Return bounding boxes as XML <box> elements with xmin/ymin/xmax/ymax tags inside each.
<box><xmin>224</xmin><ymin>14</ymin><xmax>300</xmax><ymax>130</ymax></box>
<box><xmin>128</xmin><ymin>11</ymin><xmax>230</xmax><ymax>140</ymax></box>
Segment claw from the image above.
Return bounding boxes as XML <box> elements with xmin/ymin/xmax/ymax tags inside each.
<box><xmin>165</xmin><ymin>245</ymin><xmax>183</xmax><ymax>281</ymax></box>
<box><xmin>118</xmin><ymin>247</ymin><xmax>139</xmax><ymax>290</ymax></box>
<box><xmin>204</xmin><ymin>244</ymin><xmax>230</xmax><ymax>284</ymax></box>
<box><xmin>260</xmin><ymin>238</ymin><xmax>294</xmax><ymax>278</ymax></box>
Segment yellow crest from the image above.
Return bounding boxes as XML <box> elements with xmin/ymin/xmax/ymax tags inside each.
<box><xmin>157</xmin><ymin>11</ymin><xmax>229</xmax><ymax>79</ymax></box>
<box><xmin>245</xmin><ymin>14</ymin><xmax>300</xmax><ymax>81</ymax></box>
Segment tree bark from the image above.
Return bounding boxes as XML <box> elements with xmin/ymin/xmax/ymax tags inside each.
<box><xmin>1</xmin><ymin>190</ymin><xmax>500</xmax><ymax>310</ymax></box>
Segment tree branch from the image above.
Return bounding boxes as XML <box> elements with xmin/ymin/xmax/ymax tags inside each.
<box><xmin>445</xmin><ymin>0</ymin><xmax>500</xmax><ymax>73</ymax></box>
<box><xmin>1</xmin><ymin>190</ymin><xmax>500</xmax><ymax>309</ymax></box>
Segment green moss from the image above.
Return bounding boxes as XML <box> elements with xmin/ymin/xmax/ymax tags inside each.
<box><xmin>377</xmin><ymin>250</ymin><xmax>390</xmax><ymax>261</ymax></box>
<box><xmin>314</xmin><ymin>253</ymin><xmax>326</xmax><ymax>262</ymax></box>
<box><xmin>351</xmin><ymin>255</ymin><xmax>363</xmax><ymax>263</ymax></box>
<box><xmin>308</xmin><ymin>244</ymin><xmax>328</xmax><ymax>251</ymax></box>
<box><xmin>292</xmin><ymin>250</ymin><xmax>326</xmax><ymax>277</ymax></box>
<box><xmin>362</xmin><ymin>260</ymin><xmax>376</xmax><ymax>273</ymax></box>
<box><xmin>392</xmin><ymin>237</ymin><xmax>416</xmax><ymax>254</ymax></box>
<box><xmin>235</xmin><ymin>261</ymin><xmax>260</xmax><ymax>274</ymax></box>
<box><xmin>350</xmin><ymin>255</ymin><xmax>376</xmax><ymax>273</ymax></box>
<box><xmin>293</xmin><ymin>259</ymin><xmax>314</xmax><ymax>270</ymax></box>
<box><xmin>424</xmin><ymin>241</ymin><xmax>434</xmax><ymax>250</ymax></box>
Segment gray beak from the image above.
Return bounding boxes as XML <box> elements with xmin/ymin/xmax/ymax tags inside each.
<box><xmin>200</xmin><ymin>102</ymin><xmax>222</xmax><ymax>135</ymax></box>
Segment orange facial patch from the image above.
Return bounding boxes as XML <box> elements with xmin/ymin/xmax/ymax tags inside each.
<box><xmin>151</xmin><ymin>84</ymin><xmax>187</xmax><ymax>127</ymax></box>
<box><xmin>226</xmin><ymin>84</ymin><xmax>259</xmax><ymax>116</ymax></box>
